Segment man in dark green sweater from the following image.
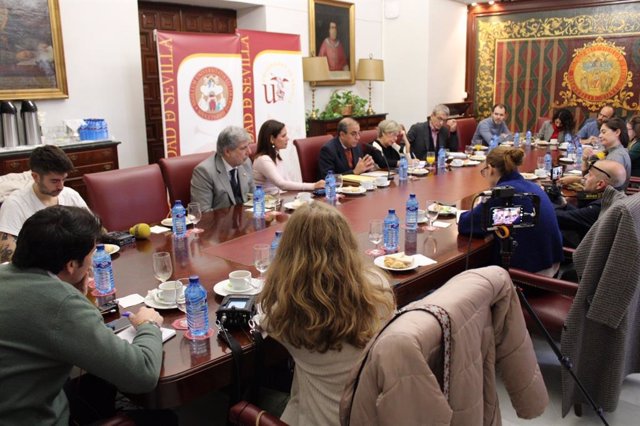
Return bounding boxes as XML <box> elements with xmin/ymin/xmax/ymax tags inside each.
<box><xmin>0</xmin><ymin>206</ymin><xmax>164</xmax><ymax>425</ymax></box>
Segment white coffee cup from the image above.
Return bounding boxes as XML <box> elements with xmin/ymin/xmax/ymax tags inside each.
<box><xmin>417</xmin><ymin>209</ymin><xmax>426</xmax><ymax>222</ymax></box>
<box><xmin>158</xmin><ymin>280</ymin><xmax>184</xmax><ymax>302</ymax></box>
<box><xmin>228</xmin><ymin>270</ymin><xmax>253</xmax><ymax>292</ymax></box>
<box><xmin>375</xmin><ymin>176</ymin><xmax>388</xmax><ymax>186</ymax></box>
<box><xmin>362</xmin><ymin>180</ymin><xmax>375</xmax><ymax>190</ymax></box>
<box><xmin>296</xmin><ymin>192</ymin><xmax>312</xmax><ymax>203</ymax></box>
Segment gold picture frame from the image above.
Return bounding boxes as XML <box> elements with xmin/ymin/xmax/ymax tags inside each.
<box><xmin>309</xmin><ymin>0</ymin><xmax>355</xmax><ymax>85</ymax></box>
<box><xmin>0</xmin><ymin>0</ymin><xmax>68</xmax><ymax>100</ymax></box>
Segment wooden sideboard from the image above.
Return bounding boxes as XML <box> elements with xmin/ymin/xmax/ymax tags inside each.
<box><xmin>307</xmin><ymin>113</ymin><xmax>387</xmax><ymax>137</ymax></box>
<box><xmin>0</xmin><ymin>140</ymin><xmax>120</xmax><ymax>200</ymax></box>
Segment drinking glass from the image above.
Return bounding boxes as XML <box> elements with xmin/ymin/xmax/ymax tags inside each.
<box><xmin>426</xmin><ymin>200</ymin><xmax>440</xmax><ymax>231</ymax></box>
<box><xmin>253</xmin><ymin>244</ymin><xmax>270</xmax><ymax>281</ymax></box>
<box><xmin>465</xmin><ymin>145</ymin><xmax>474</xmax><ymax>157</ymax></box>
<box><xmin>172</xmin><ymin>277</ymin><xmax>189</xmax><ymax>330</ymax></box>
<box><xmin>426</xmin><ymin>151</ymin><xmax>436</xmax><ymax>169</ymax></box>
<box><xmin>334</xmin><ymin>174</ymin><xmax>344</xmax><ymax>204</ymax></box>
<box><xmin>187</xmin><ymin>202</ymin><xmax>203</xmax><ymax>234</ymax></box>
<box><xmin>366</xmin><ymin>219</ymin><xmax>384</xmax><ymax>256</ymax></box>
<box><xmin>152</xmin><ymin>252</ymin><xmax>172</xmax><ymax>283</ymax></box>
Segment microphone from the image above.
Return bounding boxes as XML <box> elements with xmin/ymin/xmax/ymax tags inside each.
<box><xmin>372</xmin><ymin>140</ymin><xmax>392</xmax><ymax>180</ymax></box>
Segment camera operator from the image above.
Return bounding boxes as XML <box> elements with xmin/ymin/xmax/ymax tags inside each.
<box><xmin>458</xmin><ymin>146</ymin><xmax>563</xmax><ymax>275</ymax></box>
<box><xmin>553</xmin><ymin>160</ymin><xmax>627</xmax><ymax>248</ymax></box>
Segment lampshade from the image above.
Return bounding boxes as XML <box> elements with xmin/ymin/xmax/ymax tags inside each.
<box><xmin>356</xmin><ymin>58</ymin><xmax>385</xmax><ymax>81</ymax></box>
<box><xmin>302</xmin><ymin>56</ymin><xmax>330</xmax><ymax>82</ymax></box>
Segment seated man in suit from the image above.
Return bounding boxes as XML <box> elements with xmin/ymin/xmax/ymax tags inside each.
<box><xmin>471</xmin><ymin>103</ymin><xmax>511</xmax><ymax>146</ymax></box>
<box><xmin>577</xmin><ymin>105</ymin><xmax>614</xmax><ymax>145</ymax></box>
<box><xmin>318</xmin><ymin>117</ymin><xmax>375</xmax><ymax>178</ymax></box>
<box><xmin>407</xmin><ymin>104</ymin><xmax>459</xmax><ymax>159</ymax></box>
<box><xmin>191</xmin><ymin>125</ymin><xmax>255</xmax><ymax>212</ymax></box>
<box><xmin>0</xmin><ymin>145</ymin><xmax>87</xmax><ymax>263</ymax></box>
<box><xmin>554</xmin><ymin>159</ymin><xmax>627</xmax><ymax>248</ymax></box>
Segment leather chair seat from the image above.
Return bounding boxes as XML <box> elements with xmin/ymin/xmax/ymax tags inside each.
<box><xmin>455</xmin><ymin>117</ymin><xmax>478</xmax><ymax>151</ymax></box>
<box><xmin>293</xmin><ymin>135</ymin><xmax>332</xmax><ymax>182</ymax></box>
<box><xmin>159</xmin><ymin>151</ymin><xmax>211</xmax><ymax>205</ymax></box>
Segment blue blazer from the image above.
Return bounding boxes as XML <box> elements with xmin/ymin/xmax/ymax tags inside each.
<box><xmin>318</xmin><ymin>137</ymin><xmax>365</xmax><ymax>178</ymax></box>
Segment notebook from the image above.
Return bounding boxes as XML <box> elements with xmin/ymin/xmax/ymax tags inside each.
<box><xmin>116</xmin><ymin>325</ymin><xmax>176</xmax><ymax>344</ymax></box>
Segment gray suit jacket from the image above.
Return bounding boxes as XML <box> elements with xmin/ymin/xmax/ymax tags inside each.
<box><xmin>190</xmin><ymin>153</ymin><xmax>254</xmax><ymax>212</ymax></box>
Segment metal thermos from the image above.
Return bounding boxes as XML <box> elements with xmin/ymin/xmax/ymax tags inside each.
<box><xmin>1</xmin><ymin>101</ymin><xmax>19</xmax><ymax>148</ymax></box>
<box><xmin>21</xmin><ymin>100</ymin><xmax>41</xmax><ymax>146</ymax></box>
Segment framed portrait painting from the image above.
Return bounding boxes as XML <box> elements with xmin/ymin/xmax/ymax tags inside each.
<box><xmin>309</xmin><ymin>0</ymin><xmax>355</xmax><ymax>85</ymax></box>
<box><xmin>0</xmin><ymin>0</ymin><xmax>68</xmax><ymax>100</ymax></box>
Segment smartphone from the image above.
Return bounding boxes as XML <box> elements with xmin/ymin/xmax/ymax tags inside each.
<box><xmin>105</xmin><ymin>317</ymin><xmax>132</xmax><ymax>333</ymax></box>
<box><xmin>490</xmin><ymin>206</ymin><xmax>523</xmax><ymax>226</ymax></box>
<box><xmin>312</xmin><ymin>188</ymin><xmax>326</xmax><ymax>197</ymax></box>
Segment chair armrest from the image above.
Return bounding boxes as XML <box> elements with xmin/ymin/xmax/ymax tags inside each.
<box><xmin>509</xmin><ymin>268</ymin><xmax>578</xmax><ymax>297</ymax></box>
<box><xmin>229</xmin><ymin>401</ymin><xmax>287</xmax><ymax>426</ymax></box>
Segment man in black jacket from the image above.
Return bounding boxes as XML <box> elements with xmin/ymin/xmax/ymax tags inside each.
<box><xmin>407</xmin><ymin>104</ymin><xmax>459</xmax><ymax>160</ymax></box>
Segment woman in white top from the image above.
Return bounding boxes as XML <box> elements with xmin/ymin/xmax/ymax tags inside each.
<box><xmin>252</xmin><ymin>120</ymin><xmax>324</xmax><ymax>193</ymax></box>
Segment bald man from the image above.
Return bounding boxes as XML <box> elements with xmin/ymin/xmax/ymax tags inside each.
<box><xmin>554</xmin><ymin>160</ymin><xmax>627</xmax><ymax>247</ymax></box>
<box><xmin>577</xmin><ymin>105</ymin><xmax>614</xmax><ymax>145</ymax></box>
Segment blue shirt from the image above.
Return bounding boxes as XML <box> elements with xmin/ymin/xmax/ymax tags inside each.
<box><xmin>577</xmin><ymin>118</ymin><xmax>600</xmax><ymax>139</ymax></box>
<box><xmin>458</xmin><ymin>172</ymin><xmax>563</xmax><ymax>272</ymax></box>
<box><xmin>471</xmin><ymin>117</ymin><xmax>511</xmax><ymax>146</ymax></box>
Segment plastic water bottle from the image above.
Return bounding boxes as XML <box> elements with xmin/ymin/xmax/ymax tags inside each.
<box><xmin>325</xmin><ymin>170</ymin><xmax>336</xmax><ymax>203</ymax></box>
<box><xmin>405</xmin><ymin>193</ymin><xmax>419</xmax><ymax>230</ymax></box>
<box><xmin>398</xmin><ymin>156</ymin><xmax>408</xmax><ymax>182</ymax></box>
<box><xmin>171</xmin><ymin>200</ymin><xmax>187</xmax><ymax>238</ymax></box>
<box><xmin>513</xmin><ymin>132</ymin><xmax>520</xmax><ymax>148</ymax></box>
<box><xmin>525</xmin><ymin>130</ymin><xmax>532</xmax><ymax>147</ymax></box>
<box><xmin>383</xmin><ymin>209</ymin><xmax>400</xmax><ymax>253</ymax></box>
<box><xmin>253</xmin><ymin>185</ymin><xmax>265</xmax><ymax>219</ymax></box>
<box><xmin>93</xmin><ymin>244</ymin><xmax>115</xmax><ymax>295</ymax></box>
<box><xmin>437</xmin><ymin>147</ymin><xmax>446</xmax><ymax>172</ymax></box>
<box><xmin>575</xmin><ymin>142</ymin><xmax>583</xmax><ymax>168</ymax></box>
<box><xmin>565</xmin><ymin>134</ymin><xmax>575</xmax><ymax>161</ymax></box>
<box><xmin>544</xmin><ymin>148</ymin><xmax>552</xmax><ymax>174</ymax></box>
<box><xmin>489</xmin><ymin>135</ymin><xmax>498</xmax><ymax>153</ymax></box>
<box><xmin>270</xmin><ymin>230</ymin><xmax>282</xmax><ymax>261</ymax></box>
<box><xmin>185</xmin><ymin>275</ymin><xmax>209</xmax><ymax>338</ymax></box>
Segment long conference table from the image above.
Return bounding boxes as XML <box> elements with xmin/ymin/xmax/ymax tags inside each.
<box><xmin>109</xmin><ymin>144</ymin><xmax>569</xmax><ymax>409</ymax></box>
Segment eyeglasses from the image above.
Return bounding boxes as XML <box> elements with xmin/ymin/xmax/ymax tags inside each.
<box><xmin>348</xmin><ymin>131</ymin><xmax>361</xmax><ymax>137</ymax></box>
<box><xmin>432</xmin><ymin>116</ymin><xmax>448</xmax><ymax>124</ymax></box>
<box><xmin>587</xmin><ymin>162</ymin><xmax>611</xmax><ymax>179</ymax></box>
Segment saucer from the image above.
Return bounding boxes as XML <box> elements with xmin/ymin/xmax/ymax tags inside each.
<box><xmin>160</xmin><ymin>216</ymin><xmax>194</xmax><ymax>227</ymax></box>
<box><xmin>338</xmin><ymin>186</ymin><xmax>366</xmax><ymax>195</ymax></box>
<box><xmin>375</xmin><ymin>181</ymin><xmax>391</xmax><ymax>188</ymax></box>
<box><xmin>103</xmin><ymin>244</ymin><xmax>120</xmax><ymax>255</ymax></box>
<box><xmin>213</xmin><ymin>279</ymin><xmax>262</xmax><ymax>296</ymax></box>
<box><xmin>144</xmin><ymin>289</ymin><xmax>178</xmax><ymax>309</ymax></box>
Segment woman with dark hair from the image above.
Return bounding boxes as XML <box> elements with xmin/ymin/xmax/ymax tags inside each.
<box><xmin>537</xmin><ymin>108</ymin><xmax>575</xmax><ymax>142</ymax></box>
<box><xmin>458</xmin><ymin>146</ymin><xmax>563</xmax><ymax>275</ymax></box>
<box><xmin>252</xmin><ymin>119</ymin><xmax>324</xmax><ymax>193</ymax></box>
<box><xmin>258</xmin><ymin>202</ymin><xmax>395</xmax><ymax>425</ymax></box>
<box><xmin>627</xmin><ymin>115</ymin><xmax>640</xmax><ymax>176</ymax></box>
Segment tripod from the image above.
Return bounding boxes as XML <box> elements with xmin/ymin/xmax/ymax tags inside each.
<box><xmin>495</xmin><ymin>228</ymin><xmax>609</xmax><ymax>426</ymax></box>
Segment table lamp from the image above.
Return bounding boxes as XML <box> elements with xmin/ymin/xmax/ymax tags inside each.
<box><xmin>356</xmin><ymin>55</ymin><xmax>385</xmax><ymax>115</ymax></box>
<box><xmin>302</xmin><ymin>56</ymin><xmax>330</xmax><ymax>119</ymax></box>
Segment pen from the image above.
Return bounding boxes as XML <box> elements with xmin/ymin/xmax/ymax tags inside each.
<box><xmin>121</xmin><ymin>311</ymin><xmax>132</xmax><ymax>317</ymax></box>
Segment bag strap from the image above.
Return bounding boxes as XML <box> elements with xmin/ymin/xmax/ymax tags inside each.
<box><xmin>344</xmin><ymin>304</ymin><xmax>452</xmax><ymax>425</ymax></box>
<box><xmin>216</xmin><ymin>322</ymin><xmax>244</xmax><ymax>404</ymax></box>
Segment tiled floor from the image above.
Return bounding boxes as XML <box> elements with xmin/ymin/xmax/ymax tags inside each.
<box><xmin>174</xmin><ymin>335</ymin><xmax>640</xmax><ymax>425</ymax></box>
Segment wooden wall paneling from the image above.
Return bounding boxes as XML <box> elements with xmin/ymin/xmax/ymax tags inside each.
<box><xmin>137</xmin><ymin>2</ymin><xmax>236</xmax><ymax>165</ymax></box>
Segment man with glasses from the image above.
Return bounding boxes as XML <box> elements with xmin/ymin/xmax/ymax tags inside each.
<box><xmin>407</xmin><ymin>104</ymin><xmax>459</xmax><ymax>160</ymax></box>
<box><xmin>191</xmin><ymin>125</ymin><xmax>255</xmax><ymax>212</ymax></box>
<box><xmin>471</xmin><ymin>103</ymin><xmax>511</xmax><ymax>146</ymax></box>
<box><xmin>577</xmin><ymin>105</ymin><xmax>614</xmax><ymax>145</ymax></box>
<box><xmin>318</xmin><ymin>117</ymin><xmax>374</xmax><ymax>178</ymax></box>
<box><xmin>554</xmin><ymin>160</ymin><xmax>626</xmax><ymax>247</ymax></box>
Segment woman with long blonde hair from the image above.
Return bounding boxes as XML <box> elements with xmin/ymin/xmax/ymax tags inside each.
<box><xmin>259</xmin><ymin>202</ymin><xmax>395</xmax><ymax>425</ymax></box>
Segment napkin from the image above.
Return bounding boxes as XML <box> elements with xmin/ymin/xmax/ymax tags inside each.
<box><xmin>448</xmin><ymin>152</ymin><xmax>468</xmax><ymax>159</ymax></box>
<box><xmin>413</xmin><ymin>254</ymin><xmax>437</xmax><ymax>266</ymax></box>
<box><xmin>432</xmin><ymin>221</ymin><xmax>451</xmax><ymax>228</ymax></box>
<box><xmin>150</xmin><ymin>225</ymin><xmax>170</xmax><ymax>234</ymax></box>
<box><xmin>117</xmin><ymin>294</ymin><xmax>145</xmax><ymax>308</ymax></box>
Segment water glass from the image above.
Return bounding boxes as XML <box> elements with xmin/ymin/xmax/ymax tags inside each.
<box><xmin>366</xmin><ymin>219</ymin><xmax>384</xmax><ymax>256</ymax></box>
<box><xmin>426</xmin><ymin>201</ymin><xmax>440</xmax><ymax>231</ymax></box>
<box><xmin>188</xmin><ymin>202</ymin><xmax>203</xmax><ymax>234</ymax></box>
<box><xmin>172</xmin><ymin>277</ymin><xmax>189</xmax><ymax>330</ymax></box>
<box><xmin>253</xmin><ymin>244</ymin><xmax>270</xmax><ymax>280</ymax></box>
<box><xmin>152</xmin><ymin>252</ymin><xmax>172</xmax><ymax>283</ymax></box>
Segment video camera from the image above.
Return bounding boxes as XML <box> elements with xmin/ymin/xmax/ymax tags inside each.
<box><xmin>481</xmin><ymin>186</ymin><xmax>540</xmax><ymax>231</ymax></box>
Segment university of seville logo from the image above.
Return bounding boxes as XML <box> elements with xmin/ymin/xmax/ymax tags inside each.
<box><xmin>190</xmin><ymin>67</ymin><xmax>233</xmax><ymax>120</ymax></box>
<box><xmin>558</xmin><ymin>37</ymin><xmax>634</xmax><ymax>111</ymax></box>
<box><xmin>261</xmin><ymin>63</ymin><xmax>294</xmax><ymax>104</ymax></box>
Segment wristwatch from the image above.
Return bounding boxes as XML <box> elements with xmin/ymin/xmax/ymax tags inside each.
<box><xmin>140</xmin><ymin>320</ymin><xmax>161</xmax><ymax>329</ymax></box>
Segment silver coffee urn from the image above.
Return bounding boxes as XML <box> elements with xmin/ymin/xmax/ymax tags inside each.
<box><xmin>1</xmin><ymin>101</ymin><xmax>20</xmax><ymax>148</ymax></box>
<box><xmin>21</xmin><ymin>100</ymin><xmax>42</xmax><ymax>146</ymax></box>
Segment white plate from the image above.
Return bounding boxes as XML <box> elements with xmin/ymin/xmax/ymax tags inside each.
<box><xmin>566</xmin><ymin>169</ymin><xmax>583</xmax><ymax>176</ymax></box>
<box><xmin>338</xmin><ymin>186</ymin><xmax>366</xmax><ymax>195</ymax></box>
<box><xmin>417</xmin><ymin>216</ymin><xmax>428</xmax><ymax>224</ymax></box>
<box><xmin>428</xmin><ymin>204</ymin><xmax>457</xmax><ymax>216</ymax></box>
<box><xmin>469</xmin><ymin>155</ymin><xmax>486</xmax><ymax>161</ymax></box>
<box><xmin>473</xmin><ymin>145</ymin><xmax>489</xmax><ymax>151</ymax></box>
<box><xmin>103</xmin><ymin>244</ymin><xmax>120</xmax><ymax>255</ymax></box>
<box><xmin>374</xmin><ymin>255</ymin><xmax>417</xmax><ymax>272</ymax></box>
<box><xmin>144</xmin><ymin>289</ymin><xmax>179</xmax><ymax>310</ymax></box>
<box><xmin>559</xmin><ymin>157</ymin><xmax>574</xmax><ymax>164</ymax></box>
<box><xmin>558</xmin><ymin>143</ymin><xmax>569</xmax><ymax>150</ymax></box>
<box><xmin>213</xmin><ymin>279</ymin><xmax>262</xmax><ymax>296</ymax></box>
<box><xmin>160</xmin><ymin>216</ymin><xmax>193</xmax><ymax>227</ymax></box>
<box><xmin>451</xmin><ymin>160</ymin><xmax>481</xmax><ymax>167</ymax></box>
<box><xmin>375</xmin><ymin>181</ymin><xmax>391</xmax><ymax>188</ymax></box>
<box><xmin>408</xmin><ymin>168</ymin><xmax>429</xmax><ymax>176</ymax></box>
<box><xmin>536</xmin><ymin>141</ymin><xmax>550</xmax><ymax>146</ymax></box>
<box><xmin>520</xmin><ymin>173</ymin><xmax>539</xmax><ymax>180</ymax></box>
<box><xmin>283</xmin><ymin>200</ymin><xmax>313</xmax><ymax>210</ymax></box>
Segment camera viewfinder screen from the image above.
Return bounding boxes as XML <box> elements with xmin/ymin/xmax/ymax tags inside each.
<box><xmin>491</xmin><ymin>207</ymin><xmax>522</xmax><ymax>226</ymax></box>
<box><xmin>227</xmin><ymin>299</ymin><xmax>247</xmax><ymax>309</ymax></box>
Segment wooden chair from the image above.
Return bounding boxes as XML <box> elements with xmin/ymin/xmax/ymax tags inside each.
<box><xmin>229</xmin><ymin>401</ymin><xmax>287</xmax><ymax>426</ymax></box>
<box><xmin>293</xmin><ymin>134</ymin><xmax>332</xmax><ymax>182</ymax></box>
<box><xmin>455</xmin><ymin>117</ymin><xmax>478</xmax><ymax>151</ymax></box>
<box><xmin>358</xmin><ymin>129</ymin><xmax>378</xmax><ymax>145</ymax></box>
<box><xmin>158</xmin><ymin>152</ymin><xmax>211</xmax><ymax>205</ymax></box>
<box><xmin>84</xmin><ymin>164</ymin><xmax>170</xmax><ymax>231</ymax></box>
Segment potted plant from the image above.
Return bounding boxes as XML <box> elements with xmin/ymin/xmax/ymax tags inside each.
<box><xmin>318</xmin><ymin>90</ymin><xmax>368</xmax><ymax>120</ymax></box>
